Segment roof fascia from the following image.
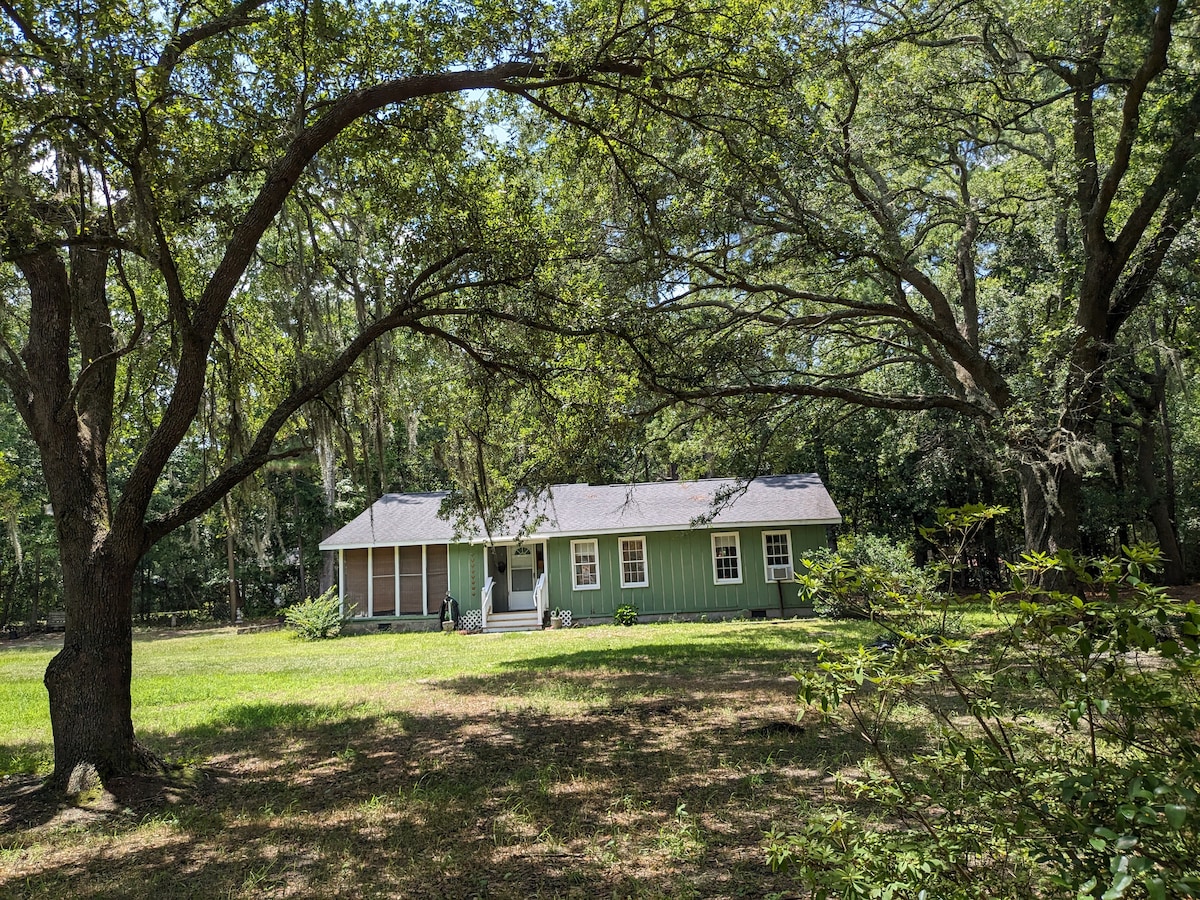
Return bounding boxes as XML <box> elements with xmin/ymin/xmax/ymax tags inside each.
<box><xmin>463</xmin><ymin>518</ymin><xmax>842</xmax><ymax>544</ymax></box>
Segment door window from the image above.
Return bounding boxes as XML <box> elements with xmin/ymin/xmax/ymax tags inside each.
<box><xmin>510</xmin><ymin>545</ymin><xmax>535</xmax><ymax>592</ymax></box>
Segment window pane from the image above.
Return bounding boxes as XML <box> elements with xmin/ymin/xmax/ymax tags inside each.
<box><xmin>714</xmin><ymin>534</ymin><xmax>740</xmax><ymax>581</ymax></box>
<box><xmin>765</xmin><ymin>533</ymin><xmax>791</xmax><ymax>568</ymax></box>
<box><xmin>573</xmin><ymin>541</ymin><xmax>598</xmax><ymax>587</ymax></box>
<box><xmin>371</xmin><ymin>548</ymin><xmax>396</xmax><ymax>616</ymax></box>
<box><xmin>398</xmin><ymin>546</ymin><xmax>423</xmax><ymax>614</ymax></box>
<box><xmin>620</xmin><ymin>538</ymin><xmax>646</xmax><ymax>586</ymax></box>
<box><xmin>426</xmin><ymin>544</ymin><xmax>449</xmax><ymax>606</ymax></box>
<box><xmin>344</xmin><ymin>549</ymin><xmax>369</xmax><ymax>615</ymax></box>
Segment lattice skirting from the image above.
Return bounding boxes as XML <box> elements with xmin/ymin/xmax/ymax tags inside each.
<box><xmin>559</xmin><ymin>610</ymin><xmax>573</xmax><ymax>628</ymax></box>
<box><xmin>460</xmin><ymin>609</ymin><xmax>482</xmax><ymax>632</ymax></box>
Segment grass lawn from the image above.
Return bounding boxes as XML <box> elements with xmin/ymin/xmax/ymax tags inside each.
<box><xmin>0</xmin><ymin>617</ymin><xmax>890</xmax><ymax>899</ymax></box>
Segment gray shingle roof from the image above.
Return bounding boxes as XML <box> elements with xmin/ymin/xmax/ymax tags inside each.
<box><xmin>319</xmin><ymin>474</ymin><xmax>840</xmax><ymax>549</ymax></box>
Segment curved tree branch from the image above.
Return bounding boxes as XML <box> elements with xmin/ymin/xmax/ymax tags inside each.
<box><xmin>118</xmin><ymin>56</ymin><xmax>646</xmax><ymax>543</ymax></box>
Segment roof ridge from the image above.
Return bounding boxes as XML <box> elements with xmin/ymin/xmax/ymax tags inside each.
<box><xmin>548</xmin><ymin>474</ymin><xmax>815</xmax><ymax>490</ymax></box>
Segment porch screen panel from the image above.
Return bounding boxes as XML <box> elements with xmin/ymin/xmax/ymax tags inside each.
<box><xmin>371</xmin><ymin>548</ymin><xmax>396</xmax><ymax>616</ymax></box>
<box><xmin>343</xmin><ymin>549</ymin><xmax>369</xmax><ymax>615</ymax></box>
<box><xmin>426</xmin><ymin>544</ymin><xmax>449</xmax><ymax>608</ymax></box>
<box><xmin>398</xmin><ymin>546</ymin><xmax>424</xmax><ymax>614</ymax></box>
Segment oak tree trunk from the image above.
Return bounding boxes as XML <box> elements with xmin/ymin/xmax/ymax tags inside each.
<box><xmin>43</xmin><ymin>544</ymin><xmax>157</xmax><ymax>788</ymax></box>
<box><xmin>1018</xmin><ymin>460</ymin><xmax>1082</xmax><ymax>557</ymax></box>
<box><xmin>1136</xmin><ymin>393</ymin><xmax>1186</xmax><ymax>584</ymax></box>
<box><xmin>13</xmin><ymin>247</ymin><xmax>156</xmax><ymax>788</ymax></box>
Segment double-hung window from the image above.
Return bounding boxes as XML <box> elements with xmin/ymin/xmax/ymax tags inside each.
<box><xmin>711</xmin><ymin>532</ymin><xmax>742</xmax><ymax>584</ymax></box>
<box><xmin>619</xmin><ymin>536</ymin><xmax>649</xmax><ymax>588</ymax></box>
<box><xmin>763</xmin><ymin>531</ymin><xmax>793</xmax><ymax>581</ymax></box>
<box><xmin>571</xmin><ymin>539</ymin><xmax>600</xmax><ymax>590</ymax></box>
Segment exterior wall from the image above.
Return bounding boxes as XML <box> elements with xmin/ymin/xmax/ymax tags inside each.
<box><xmin>448</xmin><ymin>542</ymin><xmax>484</xmax><ymax>612</ymax></box>
<box><xmin>347</xmin><ymin>525</ymin><xmax>828</xmax><ymax>619</ymax></box>
<box><xmin>544</xmin><ymin>525</ymin><xmax>827</xmax><ymax>619</ymax></box>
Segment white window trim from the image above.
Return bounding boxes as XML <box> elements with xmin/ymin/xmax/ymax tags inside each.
<box><xmin>762</xmin><ymin>530</ymin><xmax>794</xmax><ymax>582</ymax></box>
<box><xmin>618</xmin><ymin>535</ymin><xmax>649</xmax><ymax>589</ymax></box>
<box><xmin>711</xmin><ymin>531</ymin><xmax>743</xmax><ymax>585</ymax></box>
<box><xmin>571</xmin><ymin>539</ymin><xmax>601</xmax><ymax>591</ymax></box>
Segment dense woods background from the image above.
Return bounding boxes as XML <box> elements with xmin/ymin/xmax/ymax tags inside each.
<box><xmin>3</xmin><ymin>323</ymin><xmax>1196</xmax><ymax>629</ymax></box>
<box><xmin>2</xmin><ymin>0</ymin><xmax>1198</xmax><ymax>632</ymax></box>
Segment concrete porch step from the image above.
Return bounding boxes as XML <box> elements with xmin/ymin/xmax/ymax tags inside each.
<box><xmin>484</xmin><ymin>610</ymin><xmax>542</xmax><ymax>633</ymax></box>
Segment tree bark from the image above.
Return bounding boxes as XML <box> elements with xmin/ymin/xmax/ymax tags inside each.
<box><xmin>10</xmin><ymin>248</ymin><xmax>153</xmax><ymax>787</ymax></box>
<box><xmin>0</xmin><ymin>563</ymin><xmax>16</xmax><ymax>629</ymax></box>
<box><xmin>1111</xmin><ymin>420</ymin><xmax>1132</xmax><ymax>551</ymax></box>
<box><xmin>1018</xmin><ymin>460</ymin><xmax>1082</xmax><ymax>556</ymax></box>
<box><xmin>1135</xmin><ymin>381</ymin><xmax>1186</xmax><ymax>584</ymax></box>
<box><xmin>42</xmin><ymin>542</ymin><xmax>158</xmax><ymax>787</ymax></box>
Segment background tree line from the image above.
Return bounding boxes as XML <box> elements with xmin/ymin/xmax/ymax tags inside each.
<box><xmin>2</xmin><ymin>0</ymin><xmax>1198</xmax><ymax>786</ymax></box>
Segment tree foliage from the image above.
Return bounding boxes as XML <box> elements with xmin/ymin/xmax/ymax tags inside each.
<box><xmin>0</xmin><ymin>0</ymin><xmax>743</xmax><ymax>786</ymax></box>
<box><xmin>555</xmin><ymin>0</ymin><xmax>1200</xmax><ymax>564</ymax></box>
<box><xmin>2</xmin><ymin>0</ymin><xmax>1199</xmax><ymax>794</ymax></box>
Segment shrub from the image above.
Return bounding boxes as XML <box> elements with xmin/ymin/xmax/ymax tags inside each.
<box><xmin>771</xmin><ymin>540</ymin><xmax>1200</xmax><ymax>899</ymax></box>
<box><xmin>613</xmin><ymin>604</ymin><xmax>638</xmax><ymax>626</ymax></box>
<box><xmin>797</xmin><ymin>532</ymin><xmax>937</xmax><ymax>621</ymax></box>
<box><xmin>283</xmin><ymin>588</ymin><xmax>344</xmax><ymax>640</ymax></box>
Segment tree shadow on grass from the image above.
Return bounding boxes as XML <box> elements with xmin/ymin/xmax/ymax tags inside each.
<box><xmin>490</xmin><ymin>622</ymin><xmax>842</xmax><ymax>677</ymax></box>
<box><xmin>129</xmin><ymin>625</ymin><xmax>241</xmax><ymax>644</ymax></box>
<box><xmin>0</xmin><ymin>661</ymin><xmax>921</xmax><ymax>899</ymax></box>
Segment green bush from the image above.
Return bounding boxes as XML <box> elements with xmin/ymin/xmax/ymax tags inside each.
<box><xmin>797</xmin><ymin>532</ymin><xmax>938</xmax><ymax>621</ymax></box>
<box><xmin>613</xmin><ymin>604</ymin><xmax>638</xmax><ymax>626</ymax></box>
<box><xmin>771</xmin><ymin>537</ymin><xmax>1200</xmax><ymax>899</ymax></box>
<box><xmin>283</xmin><ymin>588</ymin><xmax>344</xmax><ymax>640</ymax></box>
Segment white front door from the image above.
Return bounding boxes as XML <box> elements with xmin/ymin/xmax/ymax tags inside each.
<box><xmin>508</xmin><ymin>544</ymin><xmax>536</xmax><ymax>610</ymax></box>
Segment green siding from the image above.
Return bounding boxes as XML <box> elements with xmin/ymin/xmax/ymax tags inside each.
<box><xmin>545</xmin><ymin>525</ymin><xmax>828</xmax><ymax>618</ymax></box>
<box><xmin>445</xmin><ymin>525</ymin><xmax>828</xmax><ymax>616</ymax></box>
<box><xmin>449</xmin><ymin>543</ymin><xmax>484</xmax><ymax>611</ymax></box>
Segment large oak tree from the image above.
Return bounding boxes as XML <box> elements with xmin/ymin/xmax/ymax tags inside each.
<box><xmin>0</xmin><ymin>0</ymin><xmax>715</xmax><ymax>788</ymax></box>
<box><xmin>586</xmin><ymin>0</ymin><xmax>1200</xmax><ymax>566</ymax></box>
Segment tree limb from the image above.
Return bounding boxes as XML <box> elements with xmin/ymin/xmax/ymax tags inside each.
<box><xmin>119</xmin><ymin>57</ymin><xmax>646</xmax><ymax>541</ymax></box>
<box><xmin>155</xmin><ymin>0</ymin><xmax>273</xmax><ymax>85</ymax></box>
<box><xmin>1094</xmin><ymin>0</ymin><xmax>1178</xmax><ymax>227</ymax></box>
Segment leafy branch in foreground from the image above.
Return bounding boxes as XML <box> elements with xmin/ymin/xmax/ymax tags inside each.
<box><xmin>773</xmin><ymin>529</ymin><xmax>1200</xmax><ymax>899</ymax></box>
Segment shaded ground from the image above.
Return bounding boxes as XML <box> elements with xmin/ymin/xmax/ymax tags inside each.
<box><xmin>6</xmin><ymin>589</ymin><xmax>1197</xmax><ymax>897</ymax></box>
<box><xmin>0</xmin><ymin>626</ymin><xmax>873</xmax><ymax>899</ymax></box>
<box><xmin>1</xmin><ymin>623</ymin><xmax>252</xmax><ymax>652</ymax></box>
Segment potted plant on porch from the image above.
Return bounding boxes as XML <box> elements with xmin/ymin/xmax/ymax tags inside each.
<box><xmin>549</xmin><ymin>608</ymin><xmax>564</xmax><ymax>629</ymax></box>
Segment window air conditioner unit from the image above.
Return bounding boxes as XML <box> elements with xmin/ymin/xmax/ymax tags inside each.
<box><xmin>769</xmin><ymin>565</ymin><xmax>793</xmax><ymax>582</ymax></box>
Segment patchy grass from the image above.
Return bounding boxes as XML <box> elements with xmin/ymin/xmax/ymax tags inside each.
<box><xmin>0</xmin><ymin>618</ymin><xmax>887</xmax><ymax>899</ymax></box>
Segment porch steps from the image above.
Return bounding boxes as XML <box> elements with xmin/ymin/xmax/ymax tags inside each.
<box><xmin>483</xmin><ymin>610</ymin><xmax>542</xmax><ymax>633</ymax></box>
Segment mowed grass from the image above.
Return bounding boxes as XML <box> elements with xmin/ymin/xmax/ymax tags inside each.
<box><xmin>1</xmin><ymin>618</ymin><xmax>886</xmax><ymax>899</ymax></box>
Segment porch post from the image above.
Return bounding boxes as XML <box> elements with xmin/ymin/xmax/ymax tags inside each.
<box><xmin>338</xmin><ymin>548</ymin><xmax>345</xmax><ymax>618</ymax></box>
<box><xmin>394</xmin><ymin>546</ymin><xmax>400</xmax><ymax>616</ymax></box>
<box><xmin>367</xmin><ymin>546</ymin><xmax>374</xmax><ymax>617</ymax></box>
<box><xmin>421</xmin><ymin>544</ymin><xmax>428</xmax><ymax>616</ymax></box>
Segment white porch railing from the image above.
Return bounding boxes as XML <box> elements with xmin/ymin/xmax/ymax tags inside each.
<box><xmin>481</xmin><ymin>576</ymin><xmax>494</xmax><ymax>633</ymax></box>
<box><xmin>534</xmin><ymin>572</ymin><xmax>548</xmax><ymax>627</ymax></box>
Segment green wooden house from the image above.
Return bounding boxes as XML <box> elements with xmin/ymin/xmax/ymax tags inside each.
<box><xmin>319</xmin><ymin>474</ymin><xmax>841</xmax><ymax>632</ymax></box>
